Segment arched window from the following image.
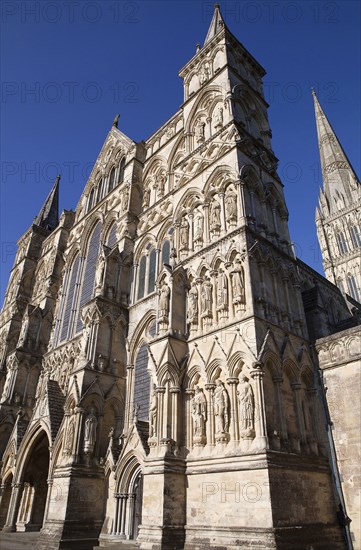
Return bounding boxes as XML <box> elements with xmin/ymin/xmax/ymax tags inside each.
<box><xmin>59</xmin><ymin>255</ymin><xmax>80</xmax><ymax>342</ymax></box>
<box><xmin>87</xmin><ymin>188</ymin><xmax>95</xmax><ymax>213</ymax></box>
<box><xmin>134</xmin><ymin>344</ymin><xmax>151</xmax><ymax>422</ymax></box>
<box><xmin>96</xmin><ymin>179</ymin><xmax>103</xmax><ymax>204</ymax></box>
<box><xmin>147</xmin><ymin>249</ymin><xmax>157</xmax><ymax>294</ymax></box>
<box><xmin>108</xmin><ymin>167</ymin><xmax>116</xmax><ymax>193</ymax></box>
<box><xmin>118</xmin><ymin>158</ymin><xmax>126</xmax><ymax>184</ymax></box>
<box><xmin>347</xmin><ymin>274</ymin><xmax>360</xmax><ymax>302</ymax></box>
<box><xmin>76</xmin><ymin>222</ymin><xmax>102</xmax><ymax>332</ymax></box>
<box><xmin>350</xmin><ymin>225</ymin><xmax>361</xmax><ymax>249</ymax></box>
<box><xmin>137</xmin><ymin>256</ymin><xmax>146</xmax><ymax>300</ymax></box>
<box><xmin>106</xmin><ymin>223</ymin><xmax>117</xmax><ymax>248</ymax></box>
<box><xmin>161</xmin><ymin>240</ymin><xmax>170</xmax><ymax>266</ymax></box>
<box><xmin>336</xmin><ymin>232</ymin><xmax>348</xmax><ymax>255</ymax></box>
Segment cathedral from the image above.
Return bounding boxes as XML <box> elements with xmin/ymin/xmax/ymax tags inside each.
<box><xmin>0</xmin><ymin>5</ymin><xmax>360</xmax><ymax>550</ymax></box>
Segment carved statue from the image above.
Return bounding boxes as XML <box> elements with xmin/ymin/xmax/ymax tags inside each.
<box><xmin>187</xmin><ymin>282</ymin><xmax>199</xmax><ymax>323</ymax></box>
<box><xmin>95</xmin><ymin>247</ymin><xmax>106</xmax><ymax>294</ymax></box>
<box><xmin>237</xmin><ymin>374</ymin><xmax>255</xmax><ymax>436</ymax></box>
<box><xmin>81</xmin><ymin>322</ymin><xmax>91</xmax><ymax>358</ymax></box>
<box><xmin>210</xmin><ymin>200</ymin><xmax>221</xmax><ymax>231</ymax></box>
<box><xmin>0</xmin><ymin>365</ymin><xmax>16</xmax><ymax>404</ymax></box>
<box><xmin>64</xmin><ymin>418</ymin><xmax>75</xmax><ymax>454</ymax></box>
<box><xmin>17</xmin><ymin>311</ymin><xmax>29</xmax><ymax>347</ymax></box>
<box><xmin>214</xmin><ymin>106</ymin><xmax>223</xmax><ymax>129</ymax></box>
<box><xmin>230</xmin><ymin>259</ymin><xmax>245</xmax><ymax>305</ymax></box>
<box><xmin>122</xmin><ymin>185</ymin><xmax>129</xmax><ymax>210</ymax></box>
<box><xmin>191</xmin><ymin>386</ymin><xmax>207</xmax><ymax>440</ymax></box>
<box><xmin>213</xmin><ymin>380</ymin><xmax>229</xmax><ymax>434</ymax></box>
<box><xmin>194</xmin><ymin>211</ymin><xmax>204</xmax><ymax>241</ymax></box>
<box><xmin>159</xmin><ymin>281</ymin><xmax>170</xmax><ymax>318</ymax></box>
<box><xmin>216</xmin><ymin>269</ymin><xmax>228</xmax><ymax>309</ymax></box>
<box><xmin>149</xmin><ymin>385</ymin><xmax>158</xmax><ymax>438</ymax></box>
<box><xmin>157</xmin><ymin>172</ymin><xmax>167</xmax><ymax>196</ymax></box>
<box><xmin>143</xmin><ymin>186</ymin><xmax>150</xmax><ymax>208</ymax></box>
<box><xmin>201</xmin><ymin>279</ymin><xmax>213</xmax><ymax>315</ymax></box>
<box><xmin>112</xmin><ymin>114</ymin><xmax>120</xmax><ymax>127</ymax></box>
<box><xmin>225</xmin><ymin>188</ymin><xmax>237</xmax><ymax>222</ymax></box>
<box><xmin>195</xmin><ymin>120</ymin><xmax>205</xmax><ymax>142</ymax></box>
<box><xmin>199</xmin><ymin>65</ymin><xmax>209</xmax><ymax>86</ymax></box>
<box><xmin>180</xmin><ymin>217</ymin><xmax>189</xmax><ymax>249</ymax></box>
<box><xmin>84</xmin><ymin>410</ymin><xmax>98</xmax><ymax>452</ymax></box>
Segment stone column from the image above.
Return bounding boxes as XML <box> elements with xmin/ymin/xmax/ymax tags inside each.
<box><xmin>185</xmin><ymin>388</ymin><xmax>194</xmax><ymax>449</ymax></box>
<box><xmin>250</xmin><ymin>362</ymin><xmax>268</xmax><ymax>451</ymax></box>
<box><xmin>131</xmin><ymin>263</ymin><xmax>138</xmax><ymax>303</ymax></box>
<box><xmin>188</xmin><ymin>213</ymin><xmax>194</xmax><ymax>252</ymax></box>
<box><xmin>219</xmin><ymin>192</ymin><xmax>226</xmax><ymax>235</ymax></box>
<box><xmin>127</xmin><ymin>493</ymin><xmax>136</xmax><ymax>538</ymax></box>
<box><xmin>237</xmin><ymin>181</ymin><xmax>246</xmax><ymax>222</ymax></box>
<box><xmin>273</xmin><ymin>376</ymin><xmax>287</xmax><ymax>448</ymax></box>
<box><xmin>156</xmin><ymin>387</ymin><xmax>166</xmax><ymax>443</ymax></box>
<box><xmin>227</xmin><ymin>377</ymin><xmax>239</xmax><ymax>442</ymax></box>
<box><xmin>113</xmin><ymin>494</ymin><xmax>120</xmax><ymax>535</ymax></box>
<box><xmin>292</xmin><ymin>383</ymin><xmax>306</xmax><ymax>445</ymax></box>
<box><xmin>73</xmin><ymin>406</ymin><xmax>85</xmax><ymax>462</ymax></box>
<box><xmin>203</xmin><ymin>203</ymin><xmax>210</xmax><ymax>244</ymax></box>
<box><xmin>205</xmin><ymin>383</ymin><xmax>215</xmax><ymax>447</ymax></box>
<box><xmin>170</xmin><ymin>386</ymin><xmax>180</xmax><ymax>443</ymax></box>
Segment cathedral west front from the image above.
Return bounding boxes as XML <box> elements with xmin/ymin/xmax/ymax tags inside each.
<box><xmin>0</xmin><ymin>6</ymin><xmax>360</xmax><ymax>550</ymax></box>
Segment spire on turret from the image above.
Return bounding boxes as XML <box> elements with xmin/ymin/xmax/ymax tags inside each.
<box><xmin>204</xmin><ymin>4</ymin><xmax>227</xmax><ymax>45</ymax></box>
<box><xmin>34</xmin><ymin>175</ymin><xmax>60</xmax><ymax>232</ymax></box>
<box><xmin>312</xmin><ymin>90</ymin><xmax>360</xmax><ymax>215</ymax></box>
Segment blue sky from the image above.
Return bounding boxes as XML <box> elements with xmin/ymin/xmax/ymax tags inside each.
<box><xmin>1</xmin><ymin>0</ymin><xmax>360</xmax><ymax>304</ymax></box>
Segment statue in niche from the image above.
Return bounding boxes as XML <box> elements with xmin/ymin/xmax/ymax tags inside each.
<box><xmin>17</xmin><ymin>310</ymin><xmax>29</xmax><ymax>347</ymax></box>
<box><xmin>201</xmin><ymin>279</ymin><xmax>213</xmax><ymax>315</ymax></box>
<box><xmin>81</xmin><ymin>322</ymin><xmax>91</xmax><ymax>358</ymax></box>
<box><xmin>180</xmin><ymin>217</ymin><xmax>189</xmax><ymax>249</ymax></box>
<box><xmin>84</xmin><ymin>409</ymin><xmax>98</xmax><ymax>453</ymax></box>
<box><xmin>157</xmin><ymin>172</ymin><xmax>167</xmax><ymax>196</ymax></box>
<box><xmin>225</xmin><ymin>188</ymin><xmax>237</xmax><ymax>222</ymax></box>
<box><xmin>210</xmin><ymin>200</ymin><xmax>221</xmax><ymax>231</ymax></box>
<box><xmin>195</xmin><ymin>120</ymin><xmax>205</xmax><ymax>143</ymax></box>
<box><xmin>213</xmin><ymin>380</ymin><xmax>229</xmax><ymax>434</ymax></box>
<box><xmin>191</xmin><ymin>386</ymin><xmax>207</xmax><ymax>441</ymax></box>
<box><xmin>214</xmin><ymin>106</ymin><xmax>224</xmax><ymax>129</ymax></box>
<box><xmin>0</xmin><ymin>364</ymin><xmax>16</xmax><ymax>404</ymax></box>
<box><xmin>121</xmin><ymin>185</ymin><xmax>129</xmax><ymax>210</ymax></box>
<box><xmin>95</xmin><ymin>247</ymin><xmax>106</xmax><ymax>295</ymax></box>
<box><xmin>143</xmin><ymin>186</ymin><xmax>150</xmax><ymax>208</ymax></box>
<box><xmin>187</xmin><ymin>282</ymin><xmax>199</xmax><ymax>323</ymax></box>
<box><xmin>237</xmin><ymin>374</ymin><xmax>255</xmax><ymax>437</ymax></box>
<box><xmin>63</xmin><ymin>417</ymin><xmax>75</xmax><ymax>454</ymax></box>
<box><xmin>194</xmin><ymin>211</ymin><xmax>204</xmax><ymax>241</ymax></box>
<box><xmin>159</xmin><ymin>281</ymin><xmax>170</xmax><ymax>319</ymax></box>
<box><xmin>230</xmin><ymin>258</ymin><xmax>245</xmax><ymax>306</ymax></box>
<box><xmin>199</xmin><ymin>65</ymin><xmax>209</xmax><ymax>86</ymax></box>
<box><xmin>216</xmin><ymin>269</ymin><xmax>228</xmax><ymax>309</ymax></box>
<box><xmin>149</xmin><ymin>385</ymin><xmax>158</xmax><ymax>438</ymax></box>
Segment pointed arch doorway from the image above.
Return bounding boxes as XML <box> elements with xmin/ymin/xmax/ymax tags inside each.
<box><xmin>114</xmin><ymin>462</ymin><xmax>143</xmax><ymax>540</ymax></box>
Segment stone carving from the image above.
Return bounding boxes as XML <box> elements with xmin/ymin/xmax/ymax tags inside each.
<box><xmin>225</xmin><ymin>188</ymin><xmax>237</xmax><ymax>223</ymax></box>
<box><xmin>194</xmin><ymin>211</ymin><xmax>204</xmax><ymax>241</ymax></box>
<box><xmin>187</xmin><ymin>282</ymin><xmax>199</xmax><ymax>324</ymax></box>
<box><xmin>81</xmin><ymin>322</ymin><xmax>91</xmax><ymax>358</ymax></box>
<box><xmin>84</xmin><ymin>410</ymin><xmax>98</xmax><ymax>453</ymax></box>
<box><xmin>17</xmin><ymin>311</ymin><xmax>29</xmax><ymax>347</ymax></box>
<box><xmin>0</xmin><ymin>364</ymin><xmax>16</xmax><ymax>404</ymax></box>
<box><xmin>143</xmin><ymin>186</ymin><xmax>150</xmax><ymax>208</ymax></box>
<box><xmin>213</xmin><ymin>380</ymin><xmax>229</xmax><ymax>436</ymax></box>
<box><xmin>191</xmin><ymin>386</ymin><xmax>207</xmax><ymax>444</ymax></box>
<box><xmin>149</xmin><ymin>385</ymin><xmax>158</xmax><ymax>438</ymax></box>
<box><xmin>199</xmin><ymin>65</ymin><xmax>209</xmax><ymax>86</ymax></box>
<box><xmin>201</xmin><ymin>279</ymin><xmax>213</xmax><ymax>317</ymax></box>
<box><xmin>122</xmin><ymin>185</ymin><xmax>129</xmax><ymax>210</ymax></box>
<box><xmin>216</xmin><ymin>269</ymin><xmax>228</xmax><ymax>310</ymax></box>
<box><xmin>63</xmin><ymin>417</ymin><xmax>75</xmax><ymax>455</ymax></box>
<box><xmin>210</xmin><ymin>200</ymin><xmax>221</xmax><ymax>232</ymax></box>
<box><xmin>159</xmin><ymin>281</ymin><xmax>170</xmax><ymax>319</ymax></box>
<box><xmin>156</xmin><ymin>171</ymin><xmax>167</xmax><ymax>196</ymax></box>
<box><xmin>195</xmin><ymin>120</ymin><xmax>205</xmax><ymax>143</ymax></box>
<box><xmin>95</xmin><ymin>247</ymin><xmax>106</xmax><ymax>295</ymax></box>
<box><xmin>214</xmin><ymin>106</ymin><xmax>223</xmax><ymax>129</ymax></box>
<box><xmin>237</xmin><ymin>374</ymin><xmax>255</xmax><ymax>438</ymax></box>
<box><xmin>230</xmin><ymin>258</ymin><xmax>246</xmax><ymax>309</ymax></box>
<box><xmin>180</xmin><ymin>217</ymin><xmax>190</xmax><ymax>250</ymax></box>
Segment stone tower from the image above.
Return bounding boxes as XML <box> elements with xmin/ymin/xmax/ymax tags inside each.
<box><xmin>313</xmin><ymin>91</ymin><xmax>361</xmax><ymax>303</ymax></box>
<box><xmin>0</xmin><ymin>6</ymin><xmax>355</xmax><ymax>550</ymax></box>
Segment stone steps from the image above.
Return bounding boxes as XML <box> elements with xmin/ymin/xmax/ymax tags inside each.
<box><xmin>0</xmin><ymin>531</ymin><xmax>40</xmax><ymax>550</ymax></box>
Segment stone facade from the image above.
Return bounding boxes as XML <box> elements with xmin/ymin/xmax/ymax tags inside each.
<box><xmin>0</xmin><ymin>6</ymin><xmax>360</xmax><ymax>550</ymax></box>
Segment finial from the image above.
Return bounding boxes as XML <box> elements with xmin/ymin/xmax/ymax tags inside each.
<box><xmin>311</xmin><ymin>87</ymin><xmax>316</xmax><ymax>96</ymax></box>
<box><xmin>112</xmin><ymin>114</ymin><xmax>120</xmax><ymax>128</ymax></box>
<box><xmin>214</xmin><ymin>3</ymin><xmax>220</xmax><ymax>8</ymax></box>
<box><xmin>196</xmin><ymin>43</ymin><xmax>201</xmax><ymax>53</ymax></box>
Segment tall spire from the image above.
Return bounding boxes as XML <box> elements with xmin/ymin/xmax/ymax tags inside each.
<box><xmin>204</xmin><ymin>4</ymin><xmax>226</xmax><ymax>45</ymax></box>
<box><xmin>312</xmin><ymin>90</ymin><xmax>360</xmax><ymax>214</ymax></box>
<box><xmin>34</xmin><ymin>175</ymin><xmax>60</xmax><ymax>231</ymax></box>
